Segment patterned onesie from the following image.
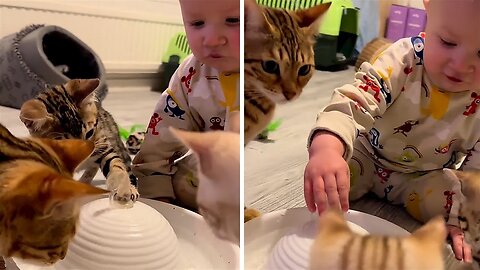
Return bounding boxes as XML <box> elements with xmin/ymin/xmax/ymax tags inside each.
<box><xmin>308</xmin><ymin>34</ymin><xmax>480</xmax><ymax>226</ymax></box>
<box><xmin>132</xmin><ymin>54</ymin><xmax>239</xmax><ymax>209</ymax></box>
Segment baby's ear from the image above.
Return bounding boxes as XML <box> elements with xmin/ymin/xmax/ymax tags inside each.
<box><xmin>19</xmin><ymin>99</ymin><xmax>52</xmax><ymax>132</ymax></box>
<box><xmin>423</xmin><ymin>0</ymin><xmax>430</xmax><ymax>10</ymax></box>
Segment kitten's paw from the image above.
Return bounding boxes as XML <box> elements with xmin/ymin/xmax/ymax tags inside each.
<box><xmin>107</xmin><ymin>172</ymin><xmax>139</xmax><ymax>208</ymax></box>
<box><xmin>244</xmin><ymin>207</ymin><xmax>261</xmax><ymax>223</ymax></box>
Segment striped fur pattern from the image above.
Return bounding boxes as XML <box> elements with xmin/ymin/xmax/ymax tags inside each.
<box><xmin>244</xmin><ymin>0</ymin><xmax>330</xmax><ymax>143</ymax></box>
<box><xmin>453</xmin><ymin>170</ymin><xmax>480</xmax><ymax>267</ymax></box>
<box><xmin>0</xmin><ymin>123</ymin><xmax>106</xmax><ymax>264</ymax></box>
<box><xmin>19</xmin><ymin>79</ymin><xmax>139</xmax><ymax>205</ymax></box>
<box><xmin>310</xmin><ymin>210</ymin><xmax>446</xmax><ymax>270</ymax></box>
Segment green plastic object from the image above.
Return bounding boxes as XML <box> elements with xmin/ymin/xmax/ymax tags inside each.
<box><xmin>256</xmin><ymin>0</ymin><xmax>359</xmax><ymax>70</ymax></box>
<box><xmin>256</xmin><ymin>0</ymin><xmax>358</xmax><ymax>36</ymax></box>
<box><xmin>118</xmin><ymin>124</ymin><xmax>146</xmax><ymax>141</ymax></box>
<box><xmin>256</xmin><ymin>119</ymin><xmax>282</xmax><ymax>141</ymax></box>
<box><xmin>161</xmin><ymin>32</ymin><xmax>192</xmax><ymax>63</ymax></box>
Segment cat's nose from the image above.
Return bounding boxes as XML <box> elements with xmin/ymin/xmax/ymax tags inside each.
<box><xmin>283</xmin><ymin>91</ymin><xmax>297</xmax><ymax>101</ymax></box>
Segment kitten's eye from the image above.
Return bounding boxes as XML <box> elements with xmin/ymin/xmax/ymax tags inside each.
<box><xmin>262</xmin><ymin>60</ymin><xmax>280</xmax><ymax>75</ymax></box>
<box><xmin>298</xmin><ymin>65</ymin><xmax>311</xmax><ymax>76</ymax></box>
<box><xmin>85</xmin><ymin>129</ymin><xmax>94</xmax><ymax>140</ymax></box>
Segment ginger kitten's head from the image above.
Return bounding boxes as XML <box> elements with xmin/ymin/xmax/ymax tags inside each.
<box><xmin>170</xmin><ymin>112</ymin><xmax>240</xmax><ymax>245</ymax></box>
<box><xmin>0</xmin><ymin>138</ymin><xmax>107</xmax><ymax>264</ymax></box>
<box><xmin>244</xmin><ymin>0</ymin><xmax>330</xmax><ymax>102</ymax></box>
<box><xmin>310</xmin><ymin>209</ymin><xmax>446</xmax><ymax>270</ymax></box>
<box><xmin>19</xmin><ymin>79</ymin><xmax>100</xmax><ymax>140</ymax></box>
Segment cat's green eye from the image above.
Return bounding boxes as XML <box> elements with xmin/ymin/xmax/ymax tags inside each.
<box><xmin>298</xmin><ymin>65</ymin><xmax>311</xmax><ymax>76</ymax></box>
<box><xmin>262</xmin><ymin>60</ymin><xmax>280</xmax><ymax>75</ymax></box>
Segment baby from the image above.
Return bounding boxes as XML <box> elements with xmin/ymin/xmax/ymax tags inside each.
<box><xmin>305</xmin><ymin>0</ymin><xmax>480</xmax><ymax>263</ymax></box>
<box><xmin>132</xmin><ymin>0</ymin><xmax>240</xmax><ymax>210</ymax></box>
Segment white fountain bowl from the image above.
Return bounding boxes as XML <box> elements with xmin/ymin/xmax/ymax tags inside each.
<box><xmin>14</xmin><ymin>198</ymin><xmax>239</xmax><ymax>270</ymax></box>
<box><xmin>265</xmin><ymin>218</ymin><xmax>368</xmax><ymax>270</ymax></box>
<box><xmin>59</xmin><ymin>198</ymin><xmax>180</xmax><ymax>270</ymax></box>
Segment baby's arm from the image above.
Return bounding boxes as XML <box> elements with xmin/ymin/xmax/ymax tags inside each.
<box><xmin>305</xmin><ymin>131</ymin><xmax>349</xmax><ymax>214</ymax></box>
<box><xmin>305</xmin><ymin>38</ymin><xmax>419</xmax><ymax>214</ymax></box>
<box><xmin>132</xmin><ymin>56</ymin><xmax>197</xmax><ymax>200</ymax></box>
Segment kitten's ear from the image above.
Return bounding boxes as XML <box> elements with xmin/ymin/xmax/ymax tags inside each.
<box><xmin>411</xmin><ymin>215</ymin><xmax>446</xmax><ymax>243</ymax></box>
<box><xmin>245</xmin><ymin>0</ymin><xmax>273</xmax><ymax>38</ymax></box>
<box><xmin>39</xmin><ymin>139</ymin><xmax>95</xmax><ymax>172</ymax></box>
<box><xmin>19</xmin><ymin>99</ymin><xmax>52</xmax><ymax>131</ymax></box>
<box><xmin>65</xmin><ymin>79</ymin><xmax>99</xmax><ymax>104</ymax></box>
<box><xmin>225</xmin><ymin>111</ymin><xmax>240</xmax><ymax>133</ymax></box>
<box><xmin>41</xmin><ymin>173</ymin><xmax>108</xmax><ymax>212</ymax></box>
<box><xmin>169</xmin><ymin>127</ymin><xmax>214</xmax><ymax>174</ymax></box>
<box><xmin>295</xmin><ymin>3</ymin><xmax>331</xmax><ymax>36</ymax></box>
<box><xmin>318</xmin><ymin>209</ymin><xmax>351</xmax><ymax>234</ymax></box>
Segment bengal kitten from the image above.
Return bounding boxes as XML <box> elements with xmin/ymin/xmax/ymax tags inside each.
<box><xmin>19</xmin><ymin>79</ymin><xmax>138</xmax><ymax>205</ymax></box>
<box><xmin>310</xmin><ymin>209</ymin><xmax>447</xmax><ymax>270</ymax></box>
<box><xmin>244</xmin><ymin>0</ymin><xmax>330</xmax><ymax>143</ymax></box>
<box><xmin>0</xmin><ymin>123</ymin><xmax>107</xmax><ymax>264</ymax></box>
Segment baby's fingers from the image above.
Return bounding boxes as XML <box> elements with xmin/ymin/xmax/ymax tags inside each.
<box><xmin>312</xmin><ymin>176</ymin><xmax>328</xmax><ymax>215</ymax></box>
<box><xmin>336</xmin><ymin>170</ymin><xmax>350</xmax><ymax>212</ymax></box>
<box><xmin>323</xmin><ymin>174</ymin><xmax>341</xmax><ymax>211</ymax></box>
<box><xmin>448</xmin><ymin>225</ymin><xmax>472</xmax><ymax>263</ymax></box>
<box><xmin>304</xmin><ymin>171</ymin><xmax>316</xmax><ymax>213</ymax></box>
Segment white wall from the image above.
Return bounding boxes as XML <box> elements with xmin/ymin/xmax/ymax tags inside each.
<box><xmin>391</xmin><ymin>0</ymin><xmax>425</xmax><ymax>9</ymax></box>
<box><xmin>0</xmin><ymin>0</ymin><xmax>185</xmax><ymax>74</ymax></box>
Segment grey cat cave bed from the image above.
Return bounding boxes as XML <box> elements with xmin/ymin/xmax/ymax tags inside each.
<box><xmin>0</xmin><ymin>24</ymin><xmax>107</xmax><ymax>109</ymax></box>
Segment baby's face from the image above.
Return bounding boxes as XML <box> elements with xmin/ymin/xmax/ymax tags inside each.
<box><xmin>180</xmin><ymin>0</ymin><xmax>240</xmax><ymax>73</ymax></box>
<box><xmin>423</xmin><ymin>0</ymin><xmax>480</xmax><ymax>92</ymax></box>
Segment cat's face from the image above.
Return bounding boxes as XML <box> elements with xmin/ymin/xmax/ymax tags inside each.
<box><xmin>170</xmin><ymin>112</ymin><xmax>240</xmax><ymax>245</ymax></box>
<box><xmin>244</xmin><ymin>0</ymin><xmax>330</xmax><ymax>103</ymax></box>
<box><xmin>0</xmin><ymin>138</ymin><xmax>107</xmax><ymax>264</ymax></box>
<box><xmin>20</xmin><ymin>79</ymin><xmax>100</xmax><ymax>141</ymax></box>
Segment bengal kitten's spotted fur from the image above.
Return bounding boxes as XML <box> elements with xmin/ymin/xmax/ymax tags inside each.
<box><xmin>19</xmin><ymin>79</ymin><xmax>139</xmax><ymax>205</ymax></box>
<box><xmin>310</xmin><ymin>209</ymin><xmax>447</xmax><ymax>270</ymax></box>
<box><xmin>244</xmin><ymin>0</ymin><xmax>330</xmax><ymax>143</ymax></box>
<box><xmin>0</xmin><ymin>123</ymin><xmax>107</xmax><ymax>264</ymax></box>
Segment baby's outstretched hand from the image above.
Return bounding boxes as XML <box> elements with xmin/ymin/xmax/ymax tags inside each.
<box><xmin>447</xmin><ymin>224</ymin><xmax>473</xmax><ymax>263</ymax></box>
<box><xmin>304</xmin><ymin>132</ymin><xmax>350</xmax><ymax>215</ymax></box>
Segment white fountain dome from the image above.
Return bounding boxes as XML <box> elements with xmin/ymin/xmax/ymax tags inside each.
<box><xmin>55</xmin><ymin>198</ymin><xmax>180</xmax><ymax>270</ymax></box>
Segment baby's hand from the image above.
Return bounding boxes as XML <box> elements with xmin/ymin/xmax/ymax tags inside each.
<box><xmin>304</xmin><ymin>131</ymin><xmax>350</xmax><ymax>215</ymax></box>
<box><xmin>447</xmin><ymin>224</ymin><xmax>473</xmax><ymax>263</ymax></box>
